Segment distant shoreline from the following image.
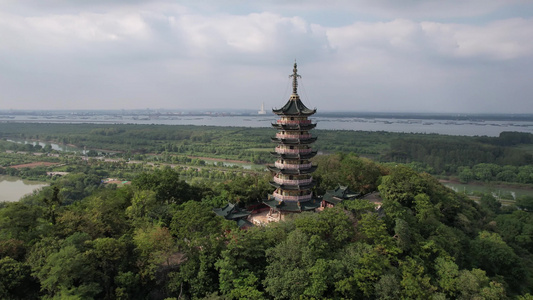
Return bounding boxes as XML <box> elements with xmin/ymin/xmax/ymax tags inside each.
<box><xmin>1</xmin><ymin>110</ymin><xmax>533</xmax><ymax>122</ymax></box>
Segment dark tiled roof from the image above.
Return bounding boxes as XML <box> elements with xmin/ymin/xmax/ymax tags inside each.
<box><xmin>271</xmin><ymin>123</ymin><xmax>317</xmax><ymax>130</ymax></box>
<box><xmin>323</xmin><ymin>185</ymin><xmax>360</xmax><ymax>205</ymax></box>
<box><xmin>272</xmin><ymin>96</ymin><xmax>316</xmax><ymax>116</ymax></box>
<box><xmin>236</xmin><ymin>219</ymin><xmax>254</xmax><ymax>229</ymax></box>
<box><xmin>213</xmin><ymin>203</ymin><xmax>250</xmax><ymax>220</ymax></box>
<box><xmin>361</xmin><ymin>192</ymin><xmax>382</xmax><ymax>202</ymax></box>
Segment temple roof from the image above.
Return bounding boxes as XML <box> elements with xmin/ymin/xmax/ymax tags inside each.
<box><xmin>272</xmin><ymin>63</ymin><xmax>316</xmax><ymax>116</ymax></box>
<box><xmin>213</xmin><ymin>203</ymin><xmax>251</xmax><ymax>220</ymax></box>
<box><xmin>323</xmin><ymin>185</ymin><xmax>360</xmax><ymax>205</ymax></box>
<box><xmin>272</xmin><ymin>97</ymin><xmax>316</xmax><ymax>116</ymax></box>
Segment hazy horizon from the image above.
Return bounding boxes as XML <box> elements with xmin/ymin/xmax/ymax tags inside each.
<box><xmin>1</xmin><ymin>1</ymin><xmax>532</xmax><ymax>114</ymax></box>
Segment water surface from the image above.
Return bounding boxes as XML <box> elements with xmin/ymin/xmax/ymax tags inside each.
<box><xmin>0</xmin><ymin>175</ymin><xmax>48</xmax><ymax>202</ymax></box>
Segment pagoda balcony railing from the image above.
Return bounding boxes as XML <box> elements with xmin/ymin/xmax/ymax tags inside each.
<box><xmin>276</xmin><ymin>133</ymin><xmax>312</xmax><ymax>139</ymax></box>
<box><xmin>273</xmin><ymin>177</ymin><xmax>313</xmax><ymax>185</ymax></box>
<box><xmin>272</xmin><ymin>191</ymin><xmax>312</xmax><ymax>202</ymax></box>
<box><xmin>277</xmin><ymin>119</ymin><xmax>312</xmax><ymax>125</ymax></box>
<box><xmin>275</xmin><ymin>147</ymin><xmax>312</xmax><ymax>154</ymax></box>
<box><xmin>275</xmin><ymin>162</ymin><xmax>312</xmax><ymax>169</ymax></box>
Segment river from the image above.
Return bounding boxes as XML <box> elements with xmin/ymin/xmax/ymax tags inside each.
<box><xmin>0</xmin><ymin>175</ymin><xmax>48</xmax><ymax>202</ymax></box>
<box><xmin>3</xmin><ymin>114</ymin><xmax>533</xmax><ymax>137</ymax></box>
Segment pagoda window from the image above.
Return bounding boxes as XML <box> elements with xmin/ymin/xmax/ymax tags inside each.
<box><xmin>291</xmin><ymin>117</ymin><xmax>294</xmax><ymax>120</ymax></box>
<box><xmin>289</xmin><ymin>175</ymin><xmax>293</xmax><ymax>180</ymax></box>
<box><xmin>290</xmin><ymin>146</ymin><xmax>294</xmax><ymax>149</ymax></box>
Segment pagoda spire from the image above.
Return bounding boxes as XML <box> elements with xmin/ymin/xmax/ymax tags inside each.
<box><xmin>289</xmin><ymin>61</ymin><xmax>301</xmax><ymax>97</ymax></box>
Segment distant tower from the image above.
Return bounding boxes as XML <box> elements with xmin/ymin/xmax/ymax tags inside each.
<box><xmin>264</xmin><ymin>62</ymin><xmax>319</xmax><ymax>220</ymax></box>
<box><xmin>258</xmin><ymin>102</ymin><xmax>267</xmax><ymax>115</ymax></box>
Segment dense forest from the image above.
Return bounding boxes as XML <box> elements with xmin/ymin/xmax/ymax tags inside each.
<box><xmin>1</xmin><ymin>152</ymin><xmax>533</xmax><ymax>299</ymax></box>
<box><xmin>1</xmin><ymin>123</ymin><xmax>533</xmax><ymax>185</ymax></box>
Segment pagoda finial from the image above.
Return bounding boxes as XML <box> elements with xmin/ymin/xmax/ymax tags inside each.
<box><xmin>289</xmin><ymin>61</ymin><xmax>301</xmax><ymax>96</ymax></box>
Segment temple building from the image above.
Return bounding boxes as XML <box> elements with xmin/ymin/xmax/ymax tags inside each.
<box><xmin>263</xmin><ymin>63</ymin><xmax>321</xmax><ymax>220</ymax></box>
<box><xmin>322</xmin><ymin>185</ymin><xmax>360</xmax><ymax>208</ymax></box>
<box><xmin>213</xmin><ymin>203</ymin><xmax>254</xmax><ymax>229</ymax></box>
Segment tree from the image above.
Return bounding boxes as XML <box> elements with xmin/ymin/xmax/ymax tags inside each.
<box><xmin>133</xmin><ymin>225</ymin><xmax>176</xmax><ymax>282</ymax></box>
<box><xmin>470</xmin><ymin>231</ymin><xmax>528</xmax><ymax>293</ymax></box>
<box><xmin>399</xmin><ymin>257</ymin><xmax>436</xmax><ymax>299</ymax></box>
<box><xmin>168</xmin><ymin>201</ymin><xmax>234</xmax><ymax>298</ymax></box>
<box><xmin>458</xmin><ymin>167</ymin><xmax>475</xmax><ymax>183</ymax></box>
<box><xmin>516</xmin><ymin>195</ymin><xmax>533</xmax><ymax>211</ymax></box>
<box><xmin>263</xmin><ymin>230</ymin><xmax>316</xmax><ymax>299</ymax></box>
<box><xmin>132</xmin><ymin>168</ymin><xmax>200</xmax><ymax>205</ymax></box>
<box><xmin>0</xmin><ymin>256</ymin><xmax>38</xmax><ymax>299</ymax></box>
<box><xmin>379</xmin><ymin>165</ymin><xmax>427</xmax><ymax>209</ymax></box>
<box><xmin>0</xmin><ymin>202</ymin><xmax>47</xmax><ymax>243</ymax></box>
<box><xmin>31</xmin><ymin>233</ymin><xmax>102</xmax><ymax>299</ymax></box>
<box><xmin>479</xmin><ymin>194</ymin><xmax>501</xmax><ymax>214</ymax></box>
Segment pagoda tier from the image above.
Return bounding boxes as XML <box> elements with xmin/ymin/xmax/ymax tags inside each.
<box><xmin>270</xmin><ymin>137</ymin><xmax>317</xmax><ymax>144</ymax></box>
<box><xmin>270</xmin><ymin>151</ymin><xmax>317</xmax><ymax>160</ymax></box>
<box><xmin>271</xmin><ymin>123</ymin><xmax>317</xmax><ymax>131</ymax></box>
<box><xmin>267</xmin><ymin>165</ymin><xmax>317</xmax><ymax>175</ymax></box>
<box><xmin>269</xmin><ymin>180</ymin><xmax>316</xmax><ymax>190</ymax></box>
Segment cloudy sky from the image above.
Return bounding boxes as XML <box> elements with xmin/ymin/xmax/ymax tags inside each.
<box><xmin>1</xmin><ymin>0</ymin><xmax>532</xmax><ymax>113</ymax></box>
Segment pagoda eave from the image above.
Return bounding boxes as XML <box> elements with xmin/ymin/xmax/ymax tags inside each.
<box><xmin>270</xmin><ymin>137</ymin><xmax>317</xmax><ymax>144</ymax></box>
<box><xmin>267</xmin><ymin>166</ymin><xmax>317</xmax><ymax>174</ymax></box>
<box><xmin>271</xmin><ymin>123</ymin><xmax>317</xmax><ymax>130</ymax></box>
<box><xmin>270</xmin><ymin>152</ymin><xmax>317</xmax><ymax>160</ymax></box>
<box><xmin>272</xmin><ymin>110</ymin><xmax>316</xmax><ymax>116</ymax></box>
<box><xmin>269</xmin><ymin>181</ymin><xmax>316</xmax><ymax>190</ymax></box>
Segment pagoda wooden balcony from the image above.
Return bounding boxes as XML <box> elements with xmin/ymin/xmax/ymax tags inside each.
<box><xmin>276</xmin><ymin>133</ymin><xmax>312</xmax><ymax>139</ymax></box>
<box><xmin>271</xmin><ymin>136</ymin><xmax>317</xmax><ymax>144</ymax></box>
<box><xmin>277</xmin><ymin>119</ymin><xmax>312</xmax><ymax>125</ymax></box>
<box><xmin>275</xmin><ymin>147</ymin><xmax>313</xmax><ymax>154</ymax></box>
<box><xmin>273</xmin><ymin>176</ymin><xmax>313</xmax><ymax>185</ymax></box>
<box><xmin>275</xmin><ymin>162</ymin><xmax>312</xmax><ymax>169</ymax></box>
<box><xmin>272</xmin><ymin>191</ymin><xmax>312</xmax><ymax>202</ymax></box>
<box><xmin>267</xmin><ymin>165</ymin><xmax>317</xmax><ymax>174</ymax></box>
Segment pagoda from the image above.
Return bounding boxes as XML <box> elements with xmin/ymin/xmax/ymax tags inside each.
<box><xmin>263</xmin><ymin>62</ymin><xmax>320</xmax><ymax>220</ymax></box>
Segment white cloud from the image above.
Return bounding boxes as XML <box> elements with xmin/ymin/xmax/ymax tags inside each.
<box><xmin>0</xmin><ymin>1</ymin><xmax>532</xmax><ymax>112</ymax></box>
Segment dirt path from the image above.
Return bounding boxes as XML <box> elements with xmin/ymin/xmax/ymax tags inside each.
<box><xmin>10</xmin><ymin>162</ymin><xmax>59</xmax><ymax>169</ymax></box>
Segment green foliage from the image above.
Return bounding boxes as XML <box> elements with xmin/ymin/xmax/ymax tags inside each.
<box><xmin>133</xmin><ymin>167</ymin><xmax>201</xmax><ymax>205</ymax></box>
<box><xmin>2</xmin><ymin>145</ymin><xmax>533</xmax><ymax>298</ymax></box>
<box><xmin>0</xmin><ymin>256</ymin><xmax>38</xmax><ymax>299</ymax></box>
<box><xmin>379</xmin><ymin>165</ymin><xmax>428</xmax><ymax>208</ymax></box>
<box><xmin>516</xmin><ymin>195</ymin><xmax>533</xmax><ymax>211</ymax></box>
<box><xmin>313</xmin><ymin>152</ymin><xmax>386</xmax><ymax>195</ymax></box>
<box><xmin>470</xmin><ymin>231</ymin><xmax>529</xmax><ymax>292</ymax></box>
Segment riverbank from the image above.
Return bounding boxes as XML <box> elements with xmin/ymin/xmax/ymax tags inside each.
<box><xmin>439</xmin><ymin>178</ymin><xmax>533</xmax><ymax>199</ymax></box>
